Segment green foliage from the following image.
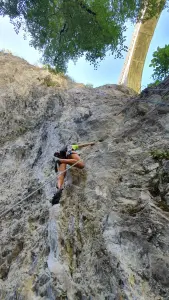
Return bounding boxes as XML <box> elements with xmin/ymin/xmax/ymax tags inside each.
<box><xmin>0</xmin><ymin>48</ymin><xmax>12</xmax><ymax>54</ymax></box>
<box><xmin>150</xmin><ymin>149</ymin><xmax>169</xmax><ymax>161</ymax></box>
<box><xmin>124</xmin><ymin>204</ymin><xmax>144</xmax><ymax>216</ymax></box>
<box><xmin>42</xmin><ymin>66</ymin><xmax>75</xmax><ymax>84</ymax></box>
<box><xmin>0</xmin><ymin>0</ymin><xmax>166</xmax><ymax>72</ymax></box>
<box><xmin>43</xmin><ymin>75</ymin><xmax>57</xmax><ymax>87</ymax></box>
<box><xmin>43</xmin><ymin>64</ymin><xmax>60</xmax><ymax>75</ymax></box>
<box><xmin>85</xmin><ymin>83</ymin><xmax>94</xmax><ymax>88</ymax></box>
<box><xmin>16</xmin><ymin>126</ymin><xmax>27</xmax><ymax>136</ymax></box>
<box><xmin>157</xmin><ymin>201</ymin><xmax>169</xmax><ymax>212</ymax></box>
<box><xmin>149</xmin><ymin>44</ymin><xmax>169</xmax><ymax>81</ymax></box>
<box><xmin>147</xmin><ymin>79</ymin><xmax>161</xmax><ymax>88</ymax></box>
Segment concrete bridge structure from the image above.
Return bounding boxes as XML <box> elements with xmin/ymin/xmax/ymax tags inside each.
<box><xmin>118</xmin><ymin>9</ymin><xmax>164</xmax><ymax>93</ymax></box>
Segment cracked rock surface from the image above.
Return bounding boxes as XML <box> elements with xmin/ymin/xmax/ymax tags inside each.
<box><xmin>0</xmin><ymin>53</ymin><xmax>169</xmax><ymax>300</ymax></box>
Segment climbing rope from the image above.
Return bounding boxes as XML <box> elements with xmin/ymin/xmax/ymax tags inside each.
<box><xmin>1</xmin><ymin>90</ymin><xmax>169</xmax><ymax>219</ymax></box>
<box><xmin>0</xmin><ymin>159</ymin><xmax>82</xmax><ymax>219</ymax></box>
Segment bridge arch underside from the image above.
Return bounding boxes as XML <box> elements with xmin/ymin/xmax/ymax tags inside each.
<box><xmin>123</xmin><ymin>16</ymin><xmax>161</xmax><ymax>94</ymax></box>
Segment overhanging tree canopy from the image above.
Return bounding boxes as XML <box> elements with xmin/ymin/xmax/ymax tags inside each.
<box><xmin>0</xmin><ymin>0</ymin><xmax>166</xmax><ymax>72</ymax></box>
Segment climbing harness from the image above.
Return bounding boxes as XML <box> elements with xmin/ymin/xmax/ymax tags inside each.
<box><xmin>0</xmin><ymin>159</ymin><xmax>82</xmax><ymax>219</ymax></box>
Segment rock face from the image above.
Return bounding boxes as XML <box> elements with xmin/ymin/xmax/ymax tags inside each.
<box><xmin>0</xmin><ymin>53</ymin><xmax>169</xmax><ymax>300</ymax></box>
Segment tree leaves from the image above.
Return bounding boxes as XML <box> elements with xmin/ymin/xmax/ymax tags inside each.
<box><xmin>0</xmin><ymin>0</ymin><xmax>167</xmax><ymax>72</ymax></box>
<box><xmin>150</xmin><ymin>44</ymin><xmax>169</xmax><ymax>81</ymax></box>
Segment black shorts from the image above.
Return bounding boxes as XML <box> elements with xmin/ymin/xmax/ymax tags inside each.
<box><xmin>59</xmin><ymin>145</ymin><xmax>74</xmax><ymax>158</ymax></box>
<box><xmin>58</xmin><ymin>146</ymin><xmax>68</xmax><ymax>159</ymax></box>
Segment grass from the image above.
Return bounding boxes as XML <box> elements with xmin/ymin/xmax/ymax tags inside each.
<box><xmin>43</xmin><ymin>75</ymin><xmax>59</xmax><ymax>87</ymax></box>
<box><xmin>85</xmin><ymin>83</ymin><xmax>93</xmax><ymax>88</ymax></box>
<box><xmin>0</xmin><ymin>48</ymin><xmax>12</xmax><ymax>54</ymax></box>
<box><xmin>150</xmin><ymin>149</ymin><xmax>169</xmax><ymax>161</ymax></box>
<box><xmin>43</xmin><ymin>65</ymin><xmax>75</xmax><ymax>84</ymax></box>
<box><xmin>157</xmin><ymin>201</ymin><xmax>169</xmax><ymax>212</ymax></box>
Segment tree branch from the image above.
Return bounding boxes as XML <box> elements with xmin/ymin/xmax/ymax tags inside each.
<box><xmin>59</xmin><ymin>23</ymin><xmax>68</xmax><ymax>42</ymax></box>
<box><xmin>77</xmin><ymin>0</ymin><xmax>96</xmax><ymax>16</ymax></box>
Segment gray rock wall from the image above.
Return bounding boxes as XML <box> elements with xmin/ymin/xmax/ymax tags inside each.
<box><xmin>0</xmin><ymin>53</ymin><xmax>169</xmax><ymax>300</ymax></box>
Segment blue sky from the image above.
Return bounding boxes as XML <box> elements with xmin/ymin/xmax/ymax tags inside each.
<box><xmin>0</xmin><ymin>9</ymin><xmax>168</xmax><ymax>89</ymax></box>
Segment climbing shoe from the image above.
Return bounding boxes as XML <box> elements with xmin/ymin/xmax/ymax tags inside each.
<box><xmin>54</xmin><ymin>159</ymin><xmax>61</xmax><ymax>173</ymax></box>
<box><xmin>51</xmin><ymin>189</ymin><xmax>63</xmax><ymax>205</ymax></box>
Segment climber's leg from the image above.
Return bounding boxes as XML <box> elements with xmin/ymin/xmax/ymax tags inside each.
<box><xmin>57</xmin><ymin>163</ymin><xmax>67</xmax><ymax>189</ymax></box>
<box><xmin>58</xmin><ymin>153</ymin><xmax>84</xmax><ymax>169</ymax></box>
<box><xmin>70</xmin><ymin>153</ymin><xmax>85</xmax><ymax>168</ymax></box>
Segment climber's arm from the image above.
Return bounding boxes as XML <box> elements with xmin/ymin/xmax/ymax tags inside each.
<box><xmin>76</xmin><ymin>142</ymin><xmax>95</xmax><ymax>149</ymax></box>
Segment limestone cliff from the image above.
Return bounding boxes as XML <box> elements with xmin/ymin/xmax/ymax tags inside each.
<box><xmin>0</xmin><ymin>53</ymin><xmax>169</xmax><ymax>300</ymax></box>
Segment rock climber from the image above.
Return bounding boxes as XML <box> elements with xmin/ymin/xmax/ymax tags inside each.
<box><xmin>51</xmin><ymin>142</ymin><xmax>95</xmax><ymax>205</ymax></box>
